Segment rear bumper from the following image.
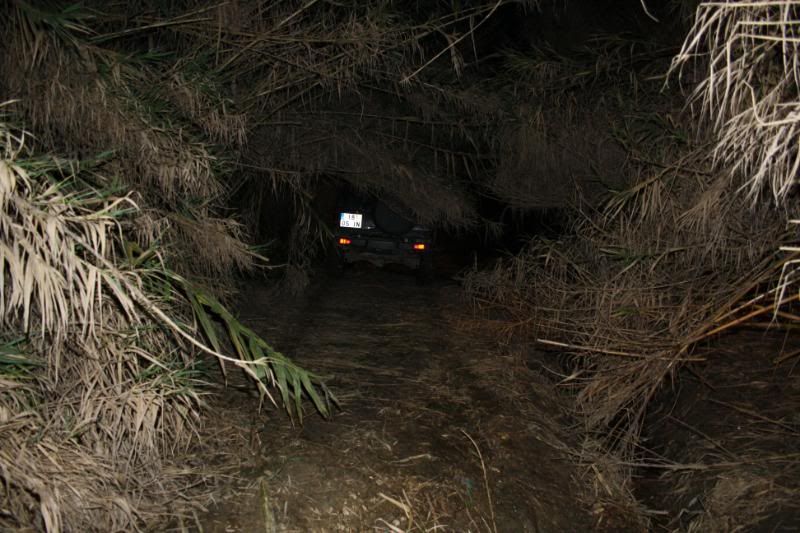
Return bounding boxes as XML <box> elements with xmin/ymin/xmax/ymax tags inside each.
<box><xmin>337</xmin><ymin>236</ymin><xmax>429</xmax><ymax>269</ymax></box>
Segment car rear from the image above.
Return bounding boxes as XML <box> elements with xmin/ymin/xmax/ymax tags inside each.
<box><xmin>333</xmin><ymin>195</ymin><xmax>433</xmax><ymax>276</ymax></box>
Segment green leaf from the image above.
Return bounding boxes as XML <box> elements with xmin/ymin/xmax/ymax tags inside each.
<box><xmin>291</xmin><ymin>371</ymin><xmax>303</xmax><ymax>421</ymax></box>
<box><xmin>189</xmin><ymin>292</ymin><xmax>222</xmax><ymax>354</ymax></box>
<box><xmin>300</xmin><ymin>371</ymin><xmax>329</xmax><ymax>417</ymax></box>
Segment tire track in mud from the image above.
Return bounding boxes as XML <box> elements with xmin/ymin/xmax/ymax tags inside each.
<box><xmin>200</xmin><ymin>269</ymin><xmax>607</xmax><ymax>532</ymax></box>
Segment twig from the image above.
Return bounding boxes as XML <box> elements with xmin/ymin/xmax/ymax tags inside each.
<box><xmin>707</xmin><ymin>398</ymin><xmax>799</xmax><ymax>434</ymax></box>
<box><xmin>401</xmin><ymin>0</ymin><xmax>504</xmax><ymax>84</ymax></box>
<box><xmin>536</xmin><ymin>338</ymin><xmax>704</xmax><ymax>361</ymax></box>
<box><xmin>691</xmin><ymin>293</ymin><xmax>800</xmax><ymax>343</ymax></box>
<box><xmin>461</xmin><ymin>430</ymin><xmax>497</xmax><ymax>533</ymax></box>
<box><xmin>378</xmin><ymin>492</ymin><xmax>414</xmax><ymax>531</ymax></box>
<box><xmin>275</xmin><ymin>0</ymin><xmax>321</xmax><ymax>30</ymax></box>
<box><xmin>666</xmin><ymin>415</ymin><xmax>738</xmax><ymax>460</ymax></box>
<box><xmin>775</xmin><ymin>347</ymin><xmax>800</xmax><ymax>364</ymax></box>
<box><xmin>639</xmin><ymin>0</ymin><xmax>660</xmax><ymax>22</ymax></box>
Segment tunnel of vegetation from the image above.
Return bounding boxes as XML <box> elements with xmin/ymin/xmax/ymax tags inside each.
<box><xmin>1</xmin><ymin>0</ymin><xmax>799</xmax><ymax>530</ymax></box>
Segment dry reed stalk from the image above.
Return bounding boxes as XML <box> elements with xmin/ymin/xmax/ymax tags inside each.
<box><xmin>461</xmin><ymin>430</ymin><xmax>497</xmax><ymax>533</ymax></box>
<box><xmin>0</xmin><ymin>113</ymin><xmax>203</xmax><ymax>530</ymax></box>
<box><xmin>671</xmin><ymin>1</ymin><xmax>800</xmax><ymax>204</ymax></box>
<box><xmin>464</xmin><ymin>23</ymin><xmax>795</xmax><ymax>458</ymax></box>
<box><xmin>1</xmin><ymin>2</ymin><xmax>255</xmax><ymax>288</ymax></box>
<box><xmin>0</xmin><ymin>105</ymin><xmax>332</xmax><ymax>530</ymax></box>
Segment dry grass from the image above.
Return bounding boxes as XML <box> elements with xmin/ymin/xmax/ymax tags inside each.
<box><xmin>212</xmin><ymin>1</ymin><xmax>522</xmax><ymax>270</ymax></box>
<box><xmin>1</xmin><ymin>3</ymin><xmax>252</xmax><ymax>286</ymax></box>
<box><xmin>170</xmin><ymin>212</ymin><xmax>256</xmax><ymax>281</ymax></box>
<box><xmin>457</xmin><ymin>5</ymin><xmax>800</xmax><ymax>527</ymax></box>
<box><xmin>671</xmin><ymin>1</ymin><xmax>800</xmax><ymax>204</ymax></box>
<box><xmin>490</xmin><ymin>101</ymin><xmax>626</xmax><ymax>209</ymax></box>
<box><xmin>0</xmin><ymin>105</ymin><xmax>332</xmax><ymax>530</ymax></box>
<box><xmin>0</xmin><ymin>114</ymin><xmax>203</xmax><ymax>530</ymax></box>
<box><xmin>0</xmin><ymin>416</ymin><xmax>136</xmax><ymax>531</ymax></box>
<box><xmin>466</xmin><ymin>158</ymin><xmax>788</xmax><ymax>454</ymax></box>
<box><xmin>640</xmin><ymin>330</ymin><xmax>800</xmax><ymax>531</ymax></box>
<box><xmin>688</xmin><ymin>473</ymin><xmax>791</xmax><ymax>533</ymax></box>
<box><xmin>465</xmin><ymin>12</ymin><xmax>798</xmax><ymax>460</ymax></box>
<box><xmin>485</xmin><ymin>35</ymin><xmax>678</xmax><ymax>211</ymax></box>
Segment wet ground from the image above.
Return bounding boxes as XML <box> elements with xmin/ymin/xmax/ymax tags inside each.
<box><xmin>196</xmin><ymin>267</ymin><xmax>622</xmax><ymax>532</ymax></box>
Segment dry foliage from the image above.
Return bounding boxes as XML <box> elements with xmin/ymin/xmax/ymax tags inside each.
<box><xmin>0</xmin><ymin>119</ymin><xmax>200</xmax><ymax>530</ymax></box>
<box><xmin>213</xmin><ymin>1</ymin><xmax>519</xmax><ymax>272</ymax></box>
<box><xmin>485</xmin><ymin>35</ymin><xmax>677</xmax><ymax>211</ymax></box>
<box><xmin>0</xmin><ymin>2</ymin><xmax>251</xmax><ymax>286</ymax></box>
<box><xmin>490</xmin><ymin>101</ymin><xmax>626</xmax><ymax>209</ymax></box>
<box><xmin>671</xmin><ymin>1</ymin><xmax>800</xmax><ymax>204</ymax></box>
<box><xmin>687</xmin><ymin>473</ymin><xmax>791</xmax><ymax>532</ymax></box>
<box><xmin>0</xmin><ymin>111</ymin><xmax>334</xmax><ymax>530</ymax></box>
<box><xmin>465</xmin><ymin>6</ymin><xmax>799</xmax><ymax>463</ymax></box>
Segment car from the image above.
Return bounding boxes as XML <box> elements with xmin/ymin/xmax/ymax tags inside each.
<box><xmin>331</xmin><ymin>191</ymin><xmax>434</xmax><ymax>282</ymax></box>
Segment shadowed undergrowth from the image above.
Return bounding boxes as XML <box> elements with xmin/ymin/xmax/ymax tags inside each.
<box><xmin>464</xmin><ymin>2</ymin><xmax>800</xmax><ymax>529</ymax></box>
<box><xmin>0</xmin><ymin>112</ymin><xmax>331</xmax><ymax>530</ymax></box>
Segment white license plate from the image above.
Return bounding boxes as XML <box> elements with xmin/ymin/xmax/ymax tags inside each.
<box><xmin>339</xmin><ymin>212</ymin><xmax>362</xmax><ymax>229</ymax></box>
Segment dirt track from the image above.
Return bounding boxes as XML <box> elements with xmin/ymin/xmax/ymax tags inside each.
<box><xmin>197</xmin><ymin>268</ymin><xmax>620</xmax><ymax>532</ymax></box>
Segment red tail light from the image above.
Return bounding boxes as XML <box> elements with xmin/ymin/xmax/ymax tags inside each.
<box><xmin>413</xmin><ymin>243</ymin><xmax>426</xmax><ymax>251</ymax></box>
<box><xmin>338</xmin><ymin>237</ymin><xmax>351</xmax><ymax>245</ymax></box>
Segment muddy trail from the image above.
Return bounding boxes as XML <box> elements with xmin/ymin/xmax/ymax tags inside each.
<box><xmin>196</xmin><ymin>268</ymin><xmax>621</xmax><ymax>532</ymax></box>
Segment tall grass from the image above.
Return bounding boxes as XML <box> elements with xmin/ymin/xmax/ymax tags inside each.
<box><xmin>465</xmin><ymin>9</ymin><xmax>797</xmax><ymax>470</ymax></box>
<box><xmin>671</xmin><ymin>1</ymin><xmax>800</xmax><ymax>204</ymax></box>
<box><xmin>0</xmin><ymin>108</ymin><xmax>332</xmax><ymax>530</ymax></box>
<box><xmin>1</xmin><ymin>2</ymin><xmax>252</xmax><ymax>289</ymax></box>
